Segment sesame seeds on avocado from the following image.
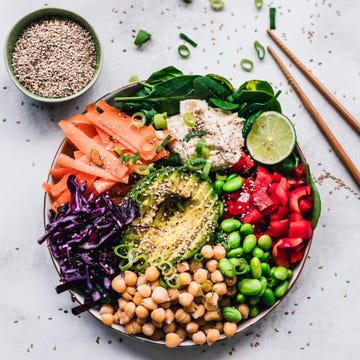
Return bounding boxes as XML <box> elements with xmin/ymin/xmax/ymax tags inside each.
<box><xmin>122</xmin><ymin>167</ymin><xmax>220</xmax><ymax>264</ymax></box>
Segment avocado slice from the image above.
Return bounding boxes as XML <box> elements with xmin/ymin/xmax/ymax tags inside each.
<box><xmin>122</xmin><ymin>167</ymin><xmax>220</xmax><ymax>264</ymax></box>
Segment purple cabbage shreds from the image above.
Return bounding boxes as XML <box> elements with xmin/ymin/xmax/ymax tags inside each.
<box><xmin>38</xmin><ymin>175</ymin><xmax>139</xmax><ymax>314</ymax></box>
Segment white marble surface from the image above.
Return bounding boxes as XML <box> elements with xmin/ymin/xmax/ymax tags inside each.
<box><xmin>1</xmin><ymin>1</ymin><xmax>359</xmax><ymax>359</ymax></box>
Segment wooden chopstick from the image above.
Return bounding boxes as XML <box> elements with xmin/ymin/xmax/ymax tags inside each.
<box><xmin>267</xmin><ymin>29</ymin><xmax>360</xmax><ymax>135</ymax></box>
<box><xmin>267</xmin><ymin>45</ymin><xmax>360</xmax><ymax>186</ymax></box>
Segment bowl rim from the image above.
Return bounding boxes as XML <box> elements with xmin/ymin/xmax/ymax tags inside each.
<box><xmin>4</xmin><ymin>7</ymin><xmax>103</xmax><ymax>103</ymax></box>
<box><xmin>42</xmin><ymin>82</ymin><xmax>313</xmax><ymax>347</ymax></box>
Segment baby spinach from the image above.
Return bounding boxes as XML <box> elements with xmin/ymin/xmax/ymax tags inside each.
<box><xmin>193</xmin><ymin>76</ymin><xmax>233</xmax><ymax>102</ymax></box>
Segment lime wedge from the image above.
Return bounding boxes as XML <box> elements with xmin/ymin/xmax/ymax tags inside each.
<box><xmin>246</xmin><ymin>111</ymin><xmax>296</xmax><ymax>165</ymax></box>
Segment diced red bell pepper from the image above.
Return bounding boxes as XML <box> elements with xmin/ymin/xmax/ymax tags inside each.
<box><xmin>242</xmin><ymin>205</ymin><xmax>264</xmax><ymax>224</ymax></box>
<box><xmin>266</xmin><ymin>219</ymin><xmax>290</xmax><ymax>238</ymax></box>
<box><xmin>270</xmin><ymin>206</ymin><xmax>289</xmax><ymax>221</ymax></box>
<box><xmin>230</xmin><ymin>151</ymin><xmax>255</xmax><ymax>175</ymax></box>
<box><xmin>299</xmin><ymin>196</ymin><xmax>313</xmax><ymax>216</ymax></box>
<box><xmin>293</xmin><ymin>163</ymin><xmax>306</xmax><ymax>180</ymax></box>
<box><xmin>274</xmin><ymin>176</ymin><xmax>291</xmax><ymax>206</ymax></box>
<box><xmin>272</xmin><ymin>237</ymin><xmax>304</xmax><ymax>267</ymax></box>
<box><xmin>252</xmin><ymin>188</ymin><xmax>278</xmax><ymax>215</ymax></box>
<box><xmin>289</xmin><ymin>220</ymin><xmax>313</xmax><ymax>239</ymax></box>
<box><xmin>288</xmin><ymin>212</ymin><xmax>303</xmax><ymax>222</ymax></box>
<box><xmin>271</xmin><ymin>171</ymin><xmax>283</xmax><ymax>183</ymax></box>
<box><xmin>289</xmin><ymin>185</ymin><xmax>311</xmax><ymax>213</ymax></box>
<box><xmin>227</xmin><ymin>191</ymin><xmax>252</xmax><ymax>215</ymax></box>
<box><xmin>254</xmin><ymin>166</ymin><xmax>274</xmax><ymax>190</ymax></box>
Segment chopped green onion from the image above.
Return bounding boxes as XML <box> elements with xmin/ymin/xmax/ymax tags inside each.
<box><xmin>240</xmin><ymin>58</ymin><xmax>254</xmax><ymax>72</ymax></box>
<box><xmin>185</xmin><ymin>157</ymin><xmax>207</xmax><ymax>171</ymax></box>
<box><xmin>114</xmin><ymin>146</ymin><xmax>123</xmax><ymax>157</ymax></box>
<box><xmin>134</xmin><ymin>29</ymin><xmax>151</xmax><ymax>46</ymax></box>
<box><xmin>254</xmin><ymin>40</ymin><xmax>266</xmax><ymax>60</ymax></box>
<box><xmin>130</xmin><ymin>112</ymin><xmax>146</xmax><ymax>128</ymax></box>
<box><xmin>164</xmin><ymin>273</ymin><xmax>181</xmax><ymax>289</ymax></box>
<box><xmin>198</xmin><ymin>280</ymin><xmax>214</xmax><ymax>298</ymax></box>
<box><xmin>215</xmin><ymin>172</ymin><xmax>227</xmax><ymax>181</ymax></box>
<box><xmin>195</xmin><ymin>139</ymin><xmax>211</xmax><ymax>158</ymax></box>
<box><xmin>153</xmin><ymin>112</ymin><xmax>168</xmax><ymax>130</ymax></box>
<box><xmin>134</xmin><ymin>255</ymin><xmax>148</xmax><ymax>272</ymax></box>
<box><xmin>183</xmin><ymin>130</ymin><xmax>206</xmax><ymax>142</ymax></box>
<box><xmin>194</xmin><ymin>253</ymin><xmax>204</xmax><ymax>263</ymax></box>
<box><xmin>90</xmin><ymin>148</ymin><xmax>103</xmax><ymax>167</ymax></box>
<box><xmin>134</xmin><ymin>165</ymin><xmax>151</xmax><ymax>176</ymax></box>
<box><xmin>120</xmin><ymin>152</ymin><xmax>140</xmax><ymax>164</ymax></box>
<box><xmin>129</xmin><ymin>75</ymin><xmax>139</xmax><ymax>83</ymax></box>
<box><xmin>254</xmin><ymin>0</ymin><xmax>263</xmax><ymax>10</ymax></box>
<box><xmin>183</xmin><ymin>112</ymin><xmax>197</xmax><ymax>127</ymax></box>
<box><xmin>178</xmin><ymin>44</ymin><xmax>191</xmax><ymax>58</ymax></box>
<box><xmin>156</xmin><ymin>134</ymin><xmax>172</xmax><ymax>154</ymax></box>
<box><xmin>201</xmin><ymin>161</ymin><xmax>212</xmax><ymax>179</ymax></box>
<box><xmin>114</xmin><ymin>244</ymin><xmax>131</xmax><ymax>259</ymax></box>
<box><xmin>140</xmin><ymin>136</ymin><xmax>157</xmax><ymax>153</ymax></box>
<box><xmin>210</xmin><ymin>0</ymin><xmax>224</xmax><ymax>11</ymax></box>
<box><xmin>269</xmin><ymin>7</ymin><xmax>276</xmax><ymax>29</ymax></box>
<box><xmin>179</xmin><ymin>33</ymin><xmax>197</xmax><ymax>47</ymax></box>
<box><xmin>158</xmin><ymin>260</ymin><xmax>175</xmax><ymax>277</ymax></box>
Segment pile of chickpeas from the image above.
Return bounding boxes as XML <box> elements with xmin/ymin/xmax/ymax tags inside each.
<box><xmin>100</xmin><ymin>244</ymin><xmax>249</xmax><ymax>348</ymax></box>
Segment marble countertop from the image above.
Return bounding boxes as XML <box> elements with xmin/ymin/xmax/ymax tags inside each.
<box><xmin>1</xmin><ymin>1</ymin><xmax>359</xmax><ymax>359</ymax></box>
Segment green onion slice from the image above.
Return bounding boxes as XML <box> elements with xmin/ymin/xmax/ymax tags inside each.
<box><xmin>183</xmin><ymin>130</ymin><xmax>206</xmax><ymax>142</ymax></box>
<box><xmin>164</xmin><ymin>273</ymin><xmax>181</xmax><ymax>289</ymax></box>
<box><xmin>201</xmin><ymin>161</ymin><xmax>212</xmax><ymax>179</ymax></box>
<box><xmin>194</xmin><ymin>253</ymin><xmax>204</xmax><ymax>263</ymax></box>
<box><xmin>140</xmin><ymin>135</ymin><xmax>157</xmax><ymax>153</ymax></box>
<box><xmin>183</xmin><ymin>112</ymin><xmax>197</xmax><ymax>127</ymax></box>
<box><xmin>178</xmin><ymin>44</ymin><xmax>191</xmax><ymax>58</ymax></box>
<box><xmin>186</xmin><ymin>157</ymin><xmax>207</xmax><ymax>171</ymax></box>
<box><xmin>156</xmin><ymin>134</ymin><xmax>172</xmax><ymax>154</ymax></box>
<box><xmin>153</xmin><ymin>112</ymin><xmax>168</xmax><ymax>130</ymax></box>
<box><xmin>130</xmin><ymin>112</ymin><xmax>146</xmax><ymax>128</ymax></box>
<box><xmin>90</xmin><ymin>148</ymin><xmax>103</xmax><ymax>167</ymax></box>
<box><xmin>240</xmin><ymin>58</ymin><xmax>254</xmax><ymax>72</ymax></box>
<box><xmin>210</xmin><ymin>0</ymin><xmax>224</xmax><ymax>11</ymax></box>
<box><xmin>254</xmin><ymin>40</ymin><xmax>266</xmax><ymax>60</ymax></box>
<box><xmin>114</xmin><ymin>244</ymin><xmax>131</xmax><ymax>259</ymax></box>
<box><xmin>255</xmin><ymin>0</ymin><xmax>263</xmax><ymax>10</ymax></box>
<box><xmin>114</xmin><ymin>146</ymin><xmax>123</xmax><ymax>157</ymax></box>
<box><xmin>269</xmin><ymin>7</ymin><xmax>276</xmax><ymax>29</ymax></box>
<box><xmin>134</xmin><ymin>29</ymin><xmax>151</xmax><ymax>46</ymax></box>
<box><xmin>179</xmin><ymin>32</ymin><xmax>197</xmax><ymax>47</ymax></box>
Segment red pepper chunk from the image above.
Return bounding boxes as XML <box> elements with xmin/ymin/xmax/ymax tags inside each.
<box><xmin>272</xmin><ymin>237</ymin><xmax>304</xmax><ymax>267</ymax></box>
<box><xmin>252</xmin><ymin>188</ymin><xmax>278</xmax><ymax>215</ymax></box>
<box><xmin>289</xmin><ymin>220</ymin><xmax>313</xmax><ymax>239</ymax></box>
<box><xmin>274</xmin><ymin>176</ymin><xmax>291</xmax><ymax>206</ymax></box>
<box><xmin>289</xmin><ymin>185</ymin><xmax>311</xmax><ymax>213</ymax></box>
<box><xmin>266</xmin><ymin>219</ymin><xmax>290</xmax><ymax>238</ymax></box>
<box><xmin>230</xmin><ymin>151</ymin><xmax>255</xmax><ymax>175</ymax></box>
<box><xmin>254</xmin><ymin>166</ymin><xmax>274</xmax><ymax>190</ymax></box>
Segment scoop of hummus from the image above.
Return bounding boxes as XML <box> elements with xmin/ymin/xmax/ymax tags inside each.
<box><xmin>167</xmin><ymin>99</ymin><xmax>245</xmax><ymax>170</ymax></box>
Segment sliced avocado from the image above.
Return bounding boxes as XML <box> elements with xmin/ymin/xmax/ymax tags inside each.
<box><xmin>122</xmin><ymin>167</ymin><xmax>220</xmax><ymax>264</ymax></box>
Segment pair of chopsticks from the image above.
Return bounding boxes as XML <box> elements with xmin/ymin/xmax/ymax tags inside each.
<box><xmin>266</xmin><ymin>29</ymin><xmax>360</xmax><ymax>186</ymax></box>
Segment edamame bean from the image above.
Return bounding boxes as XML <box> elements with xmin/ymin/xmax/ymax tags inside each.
<box><xmin>287</xmin><ymin>269</ymin><xmax>293</xmax><ymax>279</ymax></box>
<box><xmin>239</xmin><ymin>223</ymin><xmax>253</xmax><ymax>236</ymax></box>
<box><xmin>252</xmin><ymin>246</ymin><xmax>264</xmax><ymax>259</ymax></box>
<box><xmin>218</xmin><ymin>258</ymin><xmax>236</xmax><ymax>278</ymax></box>
<box><xmin>227</xmin><ymin>247</ymin><xmax>244</xmax><ymax>258</ymax></box>
<box><xmin>260</xmin><ymin>262</ymin><xmax>270</xmax><ymax>276</ymax></box>
<box><xmin>274</xmin><ymin>280</ymin><xmax>289</xmax><ymax>298</ymax></box>
<box><xmin>213</xmin><ymin>180</ymin><xmax>224</xmax><ymax>194</ymax></box>
<box><xmin>261</xmin><ymin>288</ymin><xmax>275</xmax><ymax>307</ymax></box>
<box><xmin>218</xmin><ymin>201</ymin><xmax>224</xmax><ymax>218</ymax></box>
<box><xmin>235</xmin><ymin>293</ymin><xmax>247</xmax><ymax>304</ymax></box>
<box><xmin>221</xmin><ymin>218</ymin><xmax>242</xmax><ymax>233</ymax></box>
<box><xmin>250</xmin><ymin>257</ymin><xmax>262</xmax><ymax>279</ymax></box>
<box><xmin>242</xmin><ymin>234</ymin><xmax>257</xmax><ymax>253</ymax></box>
<box><xmin>249</xmin><ymin>306</ymin><xmax>259</xmax><ymax>318</ymax></box>
<box><xmin>257</xmin><ymin>234</ymin><xmax>272</xmax><ymax>251</ymax></box>
<box><xmin>261</xmin><ymin>251</ymin><xmax>270</xmax><ymax>262</ymax></box>
<box><xmin>226</xmin><ymin>231</ymin><xmax>241</xmax><ymax>249</ymax></box>
<box><xmin>273</xmin><ymin>266</ymin><xmax>288</xmax><ymax>281</ymax></box>
<box><xmin>237</xmin><ymin>278</ymin><xmax>262</xmax><ymax>296</ymax></box>
<box><xmin>248</xmin><ymin>295</ymin><xmax>260</xmax><ymax>305</ymax></box>
<box><xmin>222</xmin><ymin>176</ymin><xmax>243</xmax><ymax>193</ymax></box>
<box><xmin>222</xmin><ymin>306</ymin><xmax>242</xmax><ymax>323</ymax></box>
<box><xmin>225</xmin><ymin>173</ymin><xmax>238</xmax><ymax>182</ymax></box>
<box><xmin>230</xmin><ymin>258</ymin><xmax>249</xmax><ymax>275</ymax></box>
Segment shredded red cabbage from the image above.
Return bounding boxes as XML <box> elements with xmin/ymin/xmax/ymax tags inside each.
<box><xmin>38</xmin><ymin>175</ymin><xmax>138</xmax><ymax>315</ymax></box>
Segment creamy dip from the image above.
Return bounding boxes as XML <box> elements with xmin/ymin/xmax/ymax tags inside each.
<box><xmin>167</xmin><ymin>99</ymin><xmax>245</xmax><ymax>170</ymax></box>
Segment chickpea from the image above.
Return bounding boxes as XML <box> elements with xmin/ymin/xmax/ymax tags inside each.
<box><xmin>118</xmin><ymin>312</ymin><xmax>131</xmax><ymax>325</ymax></box>
<box><xmin>99</xmin><ymin>303</ymin><xmax>115</xmax><ymax>315</ymax></box>
<box><xmin>150</xmin><ymin>280</ymin><xmax>160</xmax><ymax>290</ymax></box>
<box><xmin>179</xmin><ymin>272</ymin><xmax>192</xmax><ymax>286</ymax></box>
<box><xmin>152</xmin><ymin>286</ymin><xmax>170</xmax><ymax>304</ymax></box>
<box><xmin>145</xmin><ymin>266</ymin><xmax>160</xmax><ymax>282</ymax></box>
<box><xmin>165</xmin><ymin>333</ymin><xmax>182</xmax><ymax>348</ymax></box>
<box><xmin>163</xmin><ymin>322</ymin><xmax>176</xmax><ymax>334</ymax></box>
<box><xmin>151</xmin><ymin>307</ymin><xmax>166</xmax><ymax>323</ymax></box>
<box><xmin>186</xmin><ymin>321</ymin><xmax>199</xmax><ymax>334</ymax></box>
<box><xmin>159</xmin><ymin>301</ymin><xmax>171</xmax><ymax>309</ymax></box>
<box><xmin>213</xmin><ymin>282</ymin><xmax>228</xmax><ymax>296</ymax></box>
<box><xmin>152</xmin><ymin>320</ymin><xmax>163</xmax><ymax>329</ymax></box>
<box><xmin>210</xmin><ymin>269</ymin><xmax>224</xmax><ymax>283</ymax></box>
<box><xmin>124</xmin><ymin>270</ymin><xmax>137</xmax><ymax>286</ymax></box>
<box><xmin>189</xmin><ymin>259</ymin><xmax>203</xmax><ymax>273</ymax></box>
<box><xmin>122</xmin><ymin>290</ymin><xmax>134</xmax><ymax>301</ymax></box>
<box><xmin>183</xmin><ymin>302</ymin><xmax>196</xmax><ymax>313</ymax></box>
<box><xmin>136</xmin><ymin>274</ymin><xmax>147</xmax><ymax>286</ymax></box>
<box><xmin>191</xmin><ymin>304</ymin><xmax>205</xmax><ymax>319</ymax></box>
<box><xmin>192</xmin><ymin>330</ymin><xmax>207</xmax><ymax>345</ymax></box>
<box><xmin>219</xmin><ymin>297</ymin><xmax>231</xmax><ymax>307</ymax></box>
<box><xmin>132</xmin><ymin>292</ymin><xmax>143</xmax><ymax>306</ymax></box>
<box><xmin>204</xmin><ymin>293</ymin><xmax>219</xmax><ymax>311</ymax></box>
<box><xmin>214</xmin><ymin>321</ymin><xmax>224</xmax><ymax>333</ymax></box>
<box><xmin>125</xmin><ymin>320</ymin><xmax>141</xmax><ymax>335</ymax></box>
<box><xmin>168</xmin><ymin>289</ymin><xmax>180</xmax><ymax>301</ymax></box>
<box><xmin>111</xmin><ymin>275</ymin><xmax>126</xmax><ymax>293</ymax></box>
<box><xmin>136</xmin><ymin>317</ymin><xmax>147</xmax><ymax>325</ymax></box>
<box><xmin>127</xmin><ymin>286</ymin><xmax>137</xmax><ymax>296</ymax></box>
<box><xmin>142</xmin><ymin>322</ymin><xmax>155</xmax><ymax>337</ymax></box>
<box><xmin>178</xmin><ymin>292</ymin><xmax>194</xmax><ymax>307</ymax></box>
<box><xmin>200</xmin><ymin>244</ymin><xmax>214</xmax><ymax>259</ymax></box>
<box><xmin>137</xmin><ymin>284</ymin><xmax>152</xmax><ymax>298</ymax></box>
<box><xmin>204</xmin><ymin>310</ymin><xmax>221</xmax><ymax>322</ymax></box>
<box><xmin>164</xmin><ymin>308</ymin><xmax>175</xmax><ymax>324</ymax></box>
<box><xmin>176</xmin><ymin>261</ymin><xmax>190</xmax><ymax>273</ymax></box>
<box><xmin>225</xmin><ymin>276</ymin><xmax>237</xmax><ymax>286</ymax></box>
<box><xmin>206</xmin><ymin>328</ymin><xmax>220</xmax><ymax>345</ymax></box>
<box><xmin>227</xmin><ymin>286</ymin><xmax>237</xmax><ymax>297</ymax></box>
<box><xmin>150</xmin><ymin>328</ymin><xmax>164</xmax><ymax>341</ymax></box>
<box><xmin>188</xmin><ymin>281</ymin><xmax>201</xmax><ymax>297</ymax></box>
<box><xmin>193</xmin><ymin>268</ymin><xmax>209</xmax><ymax>284</ymax></box>
<box><xmin>141</xmin><ymin>297</ymin><xmax>158</xmax><ymax>311</ymax></box>
<box><xmin>118</xmin><ymin>298</ymin><xmax>128</xmax><ymax>311</ymax></box>
<box><xmin>223</xmin><ymin>322</ymin><xmax>237</xmax><ymax>338</ymax></box>
<box><xmin>213</xmin><ymin>244</ymin><xmax>226</xmax><ymax>260</ymax></box>
<box><xmin>175</xmin><ymin>326</ymin><xmax>187</xmax><ymax>341</ymax></box>
<box><xmin>238</xmin><ymin>303</ymin><xmax>250</xmax><ymax>319</ymax></box>
<box><xmin>201</xmin><ymin>281</ymin><xmax>213</xmax><ymax>293</ymax></box>
<box><xmin>135</xmin><ymin>305</ymin><xmax>149</xmax><ymax>319</ymax></box>
<box><xmin>175</xmin><ymin>308</ymin><xmax>191</xmax><ymax>324</ymax></box>
<box><xmin>124</xmin><ymin>301</ymin><xmax>136</xmax><ymax>318</ymax></box>
<box><xmin>101</xmin><ymin>313</ymin><xmax>113</xmax><ymax>326</ymax></box>
<box><xmin>205</xmin><ymin>259</ymin><xmax>218</xmax><ymax>273</ymax></box>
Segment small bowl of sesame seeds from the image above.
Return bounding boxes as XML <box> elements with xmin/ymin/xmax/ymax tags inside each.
<box><xmin>4</xmin><ymin>8</ymin><xmax>103</xmax><ymax>102</ymax></box>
